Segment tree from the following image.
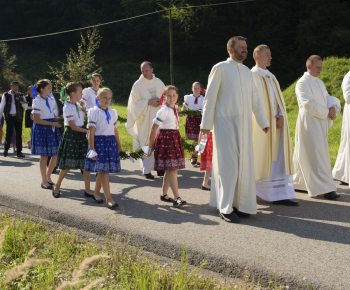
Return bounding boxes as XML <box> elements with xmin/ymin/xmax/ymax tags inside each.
<box><xmin>48</xmin><ymin>28</ymin><xmax>102</xmax><ymax>91</ymax></box>
<box><xmin>0</xmin><ymin>42</ymin><xmax>17</xmax><ymax>91</ymax></box>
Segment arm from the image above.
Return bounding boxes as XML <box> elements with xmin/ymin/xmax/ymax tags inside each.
<box><xmin>33</xmin><ymin>113</ymin><xmax>61</xmax><ymax>127</ymax></box>
<box><xmin>0</xmin><ymin>95</ymin><xmax>6</xmax><ymax>116</ymax></box>
<box><xmin>68</xmin><ymin>120</ymin><xmax>88</xmax><ymax>133</ymax></box>
<box><xmin>20</xmin><ymin>95</ymin><xmax>28</xmax><ymax>109</ymax></box>
<box><xmin>114</xmin><ymin>127</ymin><xmax>122</xmax><ymax>152</ymax></box>
<box><xmin>252</xmin><ymin>80</ymin><xmax>270</xmax><ymax>132</ymax></box>
<box><xmin>296</xmin><ymin>80</ymin><xmax>329</xmax><ymax>119</ymax></box>
<box><xmin>88</xmin><ymin>126</ymin><xmax>97</xmax><ymax>160</ymax></box>
<box><xmin>343</xmin><ymin>74</ymin><xmax>350</xmax><ymax>104</ymax></box>
<box><xmin>200</xmin><ymin>66</ymin><xmax>221</xmax><ymax>135</ymax></box>
<box><xmin>148</xmin><ymin>123</ymin><xmax>160</xmax><ymax>151</ymax></box>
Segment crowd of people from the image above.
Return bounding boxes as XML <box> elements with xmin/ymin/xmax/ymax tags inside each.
<box><xmin>0</xmin><ymin>35</ymin><xmax>348</xmax><ymax>222</ymax></box>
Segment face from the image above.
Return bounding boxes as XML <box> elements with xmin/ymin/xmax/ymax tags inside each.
<box><xmin>192</xmin><ymin>84</ymin><xmax>201</xmax><ymax>96</ymax></box>
<box><xmin>141</xmin><ymin>64</ymin><xmax>154</xmax><ymax>80</ymax></box>
<box><xmin>229</xmin><ymin>40</ymin><xmax>248</xmax><ymax>62</ymax></box>
<box><xmin>10</xmin><ymin>85</ymin><xmax>19</xmax><ymax>93</ymax></box>
<box><xmin>256</xmin><ymin>48</ymin><xmax>272</xmax><ymax>68</ymax></box>
<box><xmin>165</xmin><ymin>89</ymin><xmax>178</xmax><ymax>107</ymax></box>
<box><xmin>71</xmin><ymin>87</ymin><xmax>83</xmax><ymax>102</ymax></box>
<box><xmin>91</xmin><ymin>76</ymin><xmax>101</xmax><ymax>88</ymax></box>
<box><xmin>97</xmin><ymin>92</ymin><xmax>112</xmax><ymax>108</ymax></box>
<box><xmin>27</xmin><ymin>87</ymin><xmax>33</xmax><ymax>96</ymax></box>
<box><xmin>41</xmin><ymin>84</ymin><xmax>52</xmax><ymax>96</ymax></box>
<box><xmin>307</xmin><ymin>60</ymin><xmax>323</xmax><ymax>78</ymax></box>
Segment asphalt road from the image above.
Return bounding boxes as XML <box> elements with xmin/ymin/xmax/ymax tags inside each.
<box><xmin>0</xmin><ymin>146</ymin><xmax>349</xmax><ymax>289</ymax></box>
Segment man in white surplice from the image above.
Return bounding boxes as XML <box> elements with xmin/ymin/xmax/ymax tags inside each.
<box><xmin>126</xmin><ymin>61</ymin><xmax>165</xmax><ymax>179</ymax></box>
<box><xmin>251</xmin><ymin>45</ymin><xmax>298</xmax><ymax>206</ymax></box>
<box><xmin>332</xmin><ymin>71</ymin><xmax>350</xmax><ymax>185</ymax></box>
<box><xmin>293</xmin><ymin>55</ymin><xmax>341</xmax><ymax>200</ymax></box>
<box><xmin>200</xmin><ymin>36</ymin><xmax>270</xmax><ymax>223</ymax></box>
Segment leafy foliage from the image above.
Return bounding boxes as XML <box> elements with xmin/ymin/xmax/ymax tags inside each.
<box><xmin>48</xmin><ymin>28</ymin><xmax>102</xmax><ymax>91</ymax></box>
<box><xmin>0</xmin><ymin>42</ymin><xmax>17</xmax><ymax>91</ymax></box>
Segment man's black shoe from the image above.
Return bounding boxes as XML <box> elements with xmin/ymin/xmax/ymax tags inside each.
<box><xmin>324</xmin><ymin>191</ymin><xmax>340</xmax><ymax>200</ymax></box>
<box><xmin>144</xmin><ymin>173</ymin><xmax>155</xmax><ymax>179</ymax></box>
<box><xmin>340</xmin><ymin>181</ymin><xmax>349</xmax><ymax>186</ymax></box>
<box><xmin>3</xmin><ymin>150</ymin><xmax>8</xmax><ymax>157</ymax></box>
<box><xmin>219</xmin><ymin>212</ymin><xmax>240</xmax><ymax>223</ymax></box>
<box><xmin>233</xmin><ymin>207</ymin><xmax>251</xmax><ymax>217</ymax></box>
<box><xmin>273</xmin><ymin>199</ymin><xmax>299</xmax><ymax>206</ymax></box>
<box><xmin>17</xmin><ymin>152</ymin><xmax>25</xmax><ymax>158</ymax></box>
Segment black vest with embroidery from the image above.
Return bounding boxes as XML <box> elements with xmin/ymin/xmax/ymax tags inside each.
<box><xmin>4</xmin><ymin>92</ymin><xmax>25</xmax><ymax>122</ymax></box>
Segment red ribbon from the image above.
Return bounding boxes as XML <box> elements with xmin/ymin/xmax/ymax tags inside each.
<box><xmin>173</xmin><ymin>105</ymin><xmax>179</xmax><ymax>128</ymax></box>
<box><xmin>201</xmin><ymin>88</ymin><xmax>206</xmax><ymax>95</ymax></box>
<box><xmin>159</xmin><ymin>93</ymin><xmax>164</xmax><ymax>106</ymax></box>
<box><xmin>194</xmin><ymin>97</ymin><xmax>198</xmax><ymax>104</ymax></box>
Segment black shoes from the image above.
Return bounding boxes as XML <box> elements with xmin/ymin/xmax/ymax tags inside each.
<box><xmin>107</xmin><ymin>202</ymin><xmax>118</xmax><ymax>209</ymax></box>
<box><xmin>173</xmin><ymin>197</ymin><xmax>187</xmax><ymax>207</ymax></box>
<box><xmin>52</xmin><ymin>188</ymin><xmax>60</xmax><ymax>198</ymax></box>
<box><xmin>3</xmin><ymin>150</ymin><xmax>8</xmax><ymax>157</ymax></box>
<box><xmin>324</xmin><ymin>191</ymin><xmax>340</xmax><ymax>200</ymax></box>
<box><xmin>144</xmin><ymin>173</ymin><xmax>155</xmax><ymax>179</ymax></box>
<box><xmin>84</xmin><ymin>191</ymin><xmax>94</xmax><ymax>198</ymax></box>
<box><xmin>41</xmin><ymin>183</ymin><xmax>53</xmax><ymax>190</ymax></box>
<box><xmin>160</xmin><ymin>194</ymin><xmax>174</xmax><ymax>203</ymax></box>
<box><xmin>233</xmin><ymin>207</ymin><xmax>251</xmax><ymax>218</ymax></box>
<box><xmin>93</xmin><ymin>195</ymin><xmax>103</xmax><ymax>204</ymax></box>
<box><xmin>219</xmin><ymin>212</ymin><xmax>240</xmax><ymax>223</ymax></box>
<box><xmin>273</xmin><ymin>199</ymin><xmax>299</xmax><ymax>206</ymax></box>
<box><xmin>201</xmin><ymin>185</ymin><xmax>211</xmax><ymax>191</ymax></box>
<box><xmin>157</xmin><ymin>170</ymin><xmax>165</xmax><ymax>177</ymax></box>
<box><xmin>340</xmin><ymin>181</ymin><xmax>349</xmax><ymax>186</ymax></box>
<box><xmin>17</xmin><ymin>152</ymin><xmax>25</xmax><ymax>158</ymax></box>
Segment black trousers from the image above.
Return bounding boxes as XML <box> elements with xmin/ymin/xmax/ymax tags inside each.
<box><xmin>5</xmin><ymin>115</ymin><xmax>23</xmax><ymax>154</ymax></box>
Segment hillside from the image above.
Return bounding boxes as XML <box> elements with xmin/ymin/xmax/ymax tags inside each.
<box><xmin>282</xmin><ymin>57</ymin><xmax>350</xmax><ymax>166</ymax></box>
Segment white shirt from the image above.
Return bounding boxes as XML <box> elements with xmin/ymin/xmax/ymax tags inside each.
<box><xmin>32</xmin><ymin>96</ymin><xmax>57</xmax><ymax>119</ymax></box>
<box><xmin>153</xmin><ymin>105</ymin><xmax>179</xmax><ymax>129</ymax></box>
<box><xmin>0</xmin><ymin>90</ymin><xmax>28</xmax><ymax>116</ymax></box>
<box><xmin>87</xmin><ymin>106</ymin><xmax>118</xmax><ymax>136</ymax></box>
<box><xmin>63</xmin><ymin>102</ymin><xmax>84</xmax><ymax>127</ymax></box>
<box><xmin>259</xmin><ymin>67</ymin><xmax>282</xmax><ymax>116</ymax></box>
<box><xmin>81</xmin><ymin>87</ymin><xmax>99</xmax><ymax>110</ymax></box>
<box><xmin>183</xmin><ymin>94</ymin><xmax>204</xmax><ymax>111</ymax></box>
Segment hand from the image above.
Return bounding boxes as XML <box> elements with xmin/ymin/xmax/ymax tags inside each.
<box><xmin>148</xmin><ymin>98</ymin><xmax>159</xmax><ymax>107</ymax></box>
<box><xmin>91</xmin><ymin>156</ymin><xmax>98</xmax><ymax>160</ymax></box>
<box><xmin>200</xmin><ymin>129</ymin><xmax>210</xmax><ymax>136</ymax></box>
<box><xmin>276</xmin><ymin>115</ymin><xmax>284</xmax><ymax>129</ymax></box>
<box><xmin>262</xmin><ymin>127</ymin><xmax>270</xmax><ymax>134</ymax></box>
<box><xmin>20</xmin><ymin>101</ymin><xmax>26</xmax><ymax>105</ymax></box>
<box><xmin>53</xmin><ymin>122</ymin><xmax>62</xmax><ymax>128</ymax></box>
<box><xmin>118</xmin><ymin>146</ymin><xmax>122</xmax><ymax>152</ymax></box>
<box><xmin>328</xmin><ymin>107</ymin><xmax>336</xmax><ymax>120</ymax></box>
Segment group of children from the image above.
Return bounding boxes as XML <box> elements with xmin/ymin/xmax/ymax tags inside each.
<box><xmin>28</xmin><ymin>74</ymin><xmax>211</xmax><ymax>209</ymax></box>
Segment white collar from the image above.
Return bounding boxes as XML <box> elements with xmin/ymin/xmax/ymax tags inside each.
<box><xmin>304</xmin><ymin>71</ymin><xmax>318</xmax><ymax>80</ymax></box>
<box><xmin>258</xmin><ymin>67</ymin><xmax>269</xmax><ymax>75</ymax></box>
<box><xmin>227</xmin><ymin>57</ymin><xmax>243</xmax><ymax>66</ymax></box>
<box><xmin>139</xmin><ymin>74</ymin><xmax>156</xmax><ymax>84</ymax></box>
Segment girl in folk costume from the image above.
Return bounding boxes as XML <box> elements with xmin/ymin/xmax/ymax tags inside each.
<box><xmin>198</xmin><ymin>131</ymin><xmax>213</xmax><ymax>191</ymax></box>
<box><xmin>84</xmin><ymin>88</ymin><xmax>122</xmax><ymax>209</ymax></box>
<box><xmin>31</xmin><ymin>79</ymin><xmax>62</xmax><ymax>189</ymax></box>
<box><xmin>183</xmin><ymin>82</ymin><xmax>205</xmax><ymax>167</ymax></box>
<box><xmin>52</xmin><ymin>82</ymin><xmax>94</xmax><ymax>198</ymax></box>
<box><xmin>25</xmin><ymin>86</ymin><xmax>34</xmax><ymax>149</ymax></box>
<box><xmin>147</xmin><ymin>85</ymin><xmax>187</xmax><ymax>207</ymax></box>
<box><xmin>80</xmin><ymin>73</ymin><xmax>102</xmax><ymax>111</ymax></box>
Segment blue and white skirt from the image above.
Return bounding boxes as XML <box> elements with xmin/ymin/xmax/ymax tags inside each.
<box><xmin>84</xmin><ymin>135</ymin><xmax>121</xmax><ymax>173</ymax></box>
<box><xmin>31</xmin><ymin>118</ymin><xmax>61</xmax><ymax>156</ymax></box>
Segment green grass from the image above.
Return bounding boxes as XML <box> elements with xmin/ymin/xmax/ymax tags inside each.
<box><xmin>0</xmin><ymin>213</ymin><xmax>303</xmax><ymax>289</ymax></box>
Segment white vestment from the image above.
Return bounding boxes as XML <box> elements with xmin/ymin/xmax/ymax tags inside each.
<box><xmin>332</xmin><ymin>71</ymin><xmax>350</xmax><ymax>183</ymax></box>
<box><xmin>293</xmin><ymin>72</ymin><xmax>341</xmax><ymax>196</ymax></box>
<box><xmin>251</xmin><ymin>66</ymin><xmax>295</xmax><ymax>201</ymax></box>
<box><xmin>201</xmin><ymin>58</ymin><xmax>270</xmax><ymax>214</ymax></box>
<box><xmin>126</xmin><ymin>74</ymin><xmax>165</xmax><ymax>174</ymax></box>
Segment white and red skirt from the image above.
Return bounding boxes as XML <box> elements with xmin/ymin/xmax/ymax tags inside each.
<box><xmin>200</xmin><ymin>132</ymin><xmax>213</xmax><ymax>171</ymax></box>
<box><xmin>154</xmin><ymin>129</ymin><xmax>185</xmax><ymax>171</ymax></box>
<box><xmin>185</xmin><ymin>115</ymin><xmax>202</xmax><ymax>141</ymax></box>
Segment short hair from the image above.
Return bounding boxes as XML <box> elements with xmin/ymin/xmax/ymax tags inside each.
<box><xmin>163</xmin><ymin>85</ymin><xmax>178</xmax><ymax>96</ymax></box>
<box><xmin>227</xmin><ymin>36</ymin><xmax>247</xmax><ymax>51</ymax></box>
<box><xmin>90</xmin><ymin>73</ymin><xmax>102</xmax><ymax>80</ymax></box>
<box><xmin>140</xmin><ymin>61</ymin><xmax>152</xmax><ymax>69</ymax></box>
<box><xmin>306</xmin><ymin>55</ymin><xmax>322</xmax><ymax>67</ymax></box>
<box><xmin>253</xmin><ymin>44</ymin><xmax>270</xmax><ymax>60</ymax></box>
<box><xmin>66</xmin><ymin>82</ymin><xmax>84</xmax><ymax>96</ymax></box>
<box><xmin>192</xmin><ymin>82</ymin><xmax>201</xmax><ymax>88</ymax></box>
<box><xmin>36</xmin><ymin>79</ymin><xmax>50</xmax><ymax>94</ymax></box>
<box><xmin>97</xmin><ymin>87</ymin><xmax>113</xmax><ymax>100</ymax></box>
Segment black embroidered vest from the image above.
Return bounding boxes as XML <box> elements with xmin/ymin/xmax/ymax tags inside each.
<box><xmin>4</xmin><ymin>92</ymin><xmax>25</xmax><ymax>122</ymax></box>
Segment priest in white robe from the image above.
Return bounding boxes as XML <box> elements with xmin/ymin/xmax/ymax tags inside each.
<box><xmin>126</xmin><ymin>61</ymin><xmax>165</xmax><ymax>179</ymax></box>
<box><xmin>251</xmin><ymin>45</ymin><xmax>297</xmax><ymax>206</ymax></box>
<box><xmin>200</xmin><ymin>36</ymin><xmax>270</xmax><ymax>223</ymax></box>
<box><xmin>332</xmin><ymin>71</ymin><xmax>350</xmax><ymax>185</ymax></box>
<box><xmin>293</xmin><ymin>55</ymin><xmax>341</xmax><ymax>200</ymax></box>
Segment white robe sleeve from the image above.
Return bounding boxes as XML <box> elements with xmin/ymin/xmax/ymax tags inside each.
<box><xmin>126</xmin><ymin>85</ymin><xmax>149</xmax><ymax>128</ymax></box>
<box><xmin>296</xmin><ymin>79</ymin><xmax>329</xmax><ymax>119</ymax></box>
<box><xmin>343</xmin><ymin>74</ymin><xmax>350</xmax><ymax>104</ymax></box>
<box><xmin>252</xmin><ymin>81</ymin><xmax>270</xmax><ymax>129</ymax></box>
<box><xmin>200</xmin><ymin>66</ymin><xmax>221</xmax><ymax>130</ymax></box>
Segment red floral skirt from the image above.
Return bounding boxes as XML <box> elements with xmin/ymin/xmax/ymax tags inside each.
<box><xmin>200</xmin><ymin>132</ymin><xmax>213</xmax><ymax>171</ymax></box>
<box><xmin>154</xmin><ymin>129</ymin><xmax>186</xmax><ymax>171</ymax></box>
<box><xmin>185</xmin><ymin>115</ymin><xmax>202</xmax><ymax>141</ymax></box>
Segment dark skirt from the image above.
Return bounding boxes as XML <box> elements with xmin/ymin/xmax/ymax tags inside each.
<box><xmin>185</xmin><ymin>115</ymin><xmax>202</xmax><ymax>141</ymax></box>
<box><xmin>154</xmin><ymin>129</ymin><xmax>185</xmax><ymax>171</ymax></box>
<box><xmin>0</xmin><ymin>116</ymin><xmax>4</xmax><ymax>127</ymax></box>
<box><xmin>31</xmin><ymin>118</ymin><xmax>61</xmax><ymax>156</ymax></box>
<box><xmin>56</xmin><ymin>126</ymin><xmax>88</xmax><ymax>170</ymax></box>
<box><xmin>84</xmin><ymin>135</ymin><xmax>121</xmax><ymax>173</ymax></box>
<box><xmin>200</xmin><ymin>132</ymin><xmax>213</xmax><ymax>171</ymax></box>
<box><xmin>25</xmin><ymin>109</ymin><xmax>33</xmax><ymax>128</ymax></box>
